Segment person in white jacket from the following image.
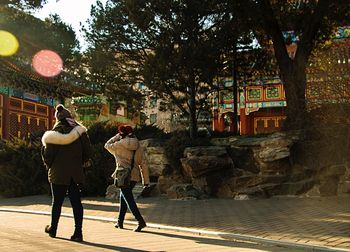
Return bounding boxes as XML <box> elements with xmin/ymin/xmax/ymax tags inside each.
<box><xmin>104</xmin><ymin>125</ymin><xmax>148</xmax><ymax>232</ymax></box>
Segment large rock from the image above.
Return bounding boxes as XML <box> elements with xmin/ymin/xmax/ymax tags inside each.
<box><xmin>139</xmin><ymin>139</ymin><xmax>167</xmax><ymax>147</ymax></box>
<box><xmin>257</xmin><ymin>146</ymin><xmax>290</xmax><ymax>162</ymax></box>
<box><xmin>257</xmin><ymin>135</ymin><xmax>293</xmax><ymax>162</ymax></box>
<box><xmin>228</xmin><ymin>146</ymin><xmax>259</xmax><ymax>173</ymax></box>
<box><xmin>236</xmin><ymin>183</ymin><xmax>280</xmax><ymax>198</ymax></box>
<box><xmin>181</xmin><ymin>155</ymin><xmax>234</xmax><ymax>178</ymax></box>
<box><xmin>180</xmin><ymin>146</ymin><xmax>234</xmax><ymax>196</ymax></box>
<box><xmin>217</xmin><ymin>172</ymin><xmax>288</xmax><ymax>198</ymax></box>
<box><xmin>215</xmin><ymin>132</ymin><xmax>304</xmax><ymax>198</ymax></box>
<box><xmin>210</xmin><ymin>136</ymin><xmax>239</xmax><ymax>146</ymax></box>
<box><xmin>145</xmin><ymin>129</ymin><xmax>350</xmax><ymax>198</ymax></box>
<box><xmin>301</xmin><ymin>164</ymin><xmax>348</xmax><ymax>197</ymax></box>
<box><xmin>181</xmin><ymin>146</ymin><xmax>234</xmax><ymax>178</ymax></box>
<box><xmin>183</xmin><ymin>146</ymin><xmax>229</xmax><ymax>158</ymax></box>
<box><xmin>317</xmin><ymin>164</ymin><xmax>346</xmax><ymax>196</ymax></box>
<box><xmin>278</xmin><ymin>178</ymin><xmax>315</xmax><ymax>195</ymax></box>
<box><xmin>157</xmin><ymin>170</ymin><xmax>189</xmax><ymax>194</ymax></box>
<box><xmin>166</xmin><ymin>184</ymin><xmax>207</xmax><ymax>200</ymax></box>
<box><xmin>192</xmin><ymin>169</ymin><xmax>234</xmax><ymax>195</ymax></box>
<box><xmin>227</xmin><ymin>132</ymin><xmax>300</xmax><ymax>176</ymax></box>
<box><xmin>140</xmin><ymin>139</ymin><xmax>169</xmax><ymax>177</ymax></box>
<box><xmin>338</xmin><ymin>165</ymin><xmax>350</xmax><ymax>194</ymax></box>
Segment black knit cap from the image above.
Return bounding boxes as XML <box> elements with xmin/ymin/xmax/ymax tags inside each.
<box><xmin>55</xmin><ymin>104</ymin><xmax>72</xmax><ymax>121</ymax></box>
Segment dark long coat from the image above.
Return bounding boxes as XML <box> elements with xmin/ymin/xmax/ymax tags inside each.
<box><xmin>41</xmin><ymin>121</ymin><xmax>91</xmax><ymax>185</ymax></box>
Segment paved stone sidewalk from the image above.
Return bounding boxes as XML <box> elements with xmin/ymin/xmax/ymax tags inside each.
<box><xmin>0</xmin><ymin>211</ymin><xmax>299</xmax><ymax>252</ymax></box>
<box><xmin>0</xmin><ymin>194</ymin><xmax>349</xmax><ymax>251</ymax></box>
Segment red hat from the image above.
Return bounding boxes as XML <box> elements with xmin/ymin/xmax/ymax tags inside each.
<box><xmin>118</xmin><ymin>124</ymin><xmax>126</xmax><ymax>134</ymax></box>
<box><xmin>124</xmin><ymin>125</ymin><xmax>133</xmax><ymax>134</ymax></box>
<box><xmin>118</xmin><ymin>124</ymin><xmax>133</xmax><ymax>136</ymax></box>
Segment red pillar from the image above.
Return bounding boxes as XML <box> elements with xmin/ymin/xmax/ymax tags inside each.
<box><xmin>2</xmin><ymin>94</ymin><xmax>9</xmax><ymax>139</ymax></box>
<box><xmin>212</xmin><ymin>110</ymin><xmax>219</xmax><ymax>131</ymax></box>
<box><xmin>240</xmin><ymin>108</ymin><xmax>249</xmax><ymax>135</ymax></box>
<box><xmin>218</xmin><ymin>114</ymin><xmax>225</xmax><ymax>132</ymax></box>
<box><xmin>229</xmin><ymin>113</ymin><xmax>235</xmax><ymax>133</ymax></box>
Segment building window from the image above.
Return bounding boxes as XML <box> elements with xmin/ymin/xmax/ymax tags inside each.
<box><xmin>247</xmin><ymin>88</ymin><xmax>262</xmax><ymax>101</ymax></box>
<box><xmin>266</xmin><ymin>86</ymin><xmax>280</xmax><ymax>100</ymax></box>
<box><xmin>159</xmin><ymin>101</ymin><xmax>167</xmax><ymax>111</ymax></box>
<box><xmin>150</xmin><ymin>113</ymin><xmax>157</xmax><ymax>124</ymax></box>
<box><xmin>150</xmin><ymin>96</ymin><xmax>157</xmax><ymax>108</ymax></box>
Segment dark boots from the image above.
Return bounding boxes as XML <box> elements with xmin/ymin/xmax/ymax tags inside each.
<box><xmin>45</xmin><ymin>225</ymin><xmax>83</xmax><ymax>242</ymax></box>
<box><xmin>114</xmin><ymin>220</ymin><xmax>124</xmax><ymax>229</ymax></box>
<box><xmin>44</xmin><ymin>225</ymin><xmax>57</xmax><ymax>238</ymax></box>
<box><xmin>114</xmin><ymin>219</ymin><xmax>146</xmax><ymax>231</ymax></box>
<box><xmin>70</xmin><ymin>228</ymin><xmax>83</xmax><ymax>242</ymax></box>
<box><xmin>133</xmin><ymin>220</ymin><xmax>146</xmax><ymax>232</ymax></box>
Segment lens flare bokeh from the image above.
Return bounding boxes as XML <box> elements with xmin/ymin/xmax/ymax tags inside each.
<box><xmin>0</xmin><ymin>30</ymin><xmax>19</xmax><ymax>56</ymax></box>
<box><xmin>32</xmin><ymin>49</ymin><xmax>63</xmax><ymax>77</ymax></box>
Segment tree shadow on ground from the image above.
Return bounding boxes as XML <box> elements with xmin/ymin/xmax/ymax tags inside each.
<box><xmin>142</xmin><ymin>230</ymin><xmax>291</xmax><ymax>252</ymax></box>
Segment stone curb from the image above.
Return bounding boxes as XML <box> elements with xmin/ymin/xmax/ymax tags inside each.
<box><xmin>0</xmin><ymin>207</ymin><xmax>348</xmax><ymax>252</ymax></box>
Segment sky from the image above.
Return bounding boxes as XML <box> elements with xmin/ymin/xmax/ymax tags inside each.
<box><xmin>34</xmin><ymin>0</ymin><xmax>106</xmax><ymax>50</ymax></box>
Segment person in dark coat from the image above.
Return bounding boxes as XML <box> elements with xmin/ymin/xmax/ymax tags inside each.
<box><xmin>41</xmin><ymin>104</ymin><xmax>91</xmax><ymax>242</ymax></box>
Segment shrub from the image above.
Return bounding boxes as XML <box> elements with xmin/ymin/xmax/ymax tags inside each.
<box><xmin>209</xmin><ymin>130</ymin><xmax>235</xmax><ymax>138</ymax></box>
<box><xmin>86</xmin><ymin>121</ymin><xmax>118</xmax><ymax>145</ymax></box>
<box><xmin>134</xmin><ymin>124</ymin><xmax>169</xmax><ymax>140</ymax></box>
<box><xmin>0</xmin><ymin>122</ymin><xmax>170</xmax><ymax>198</ymax></box>
<box><xmin>82</xmin><ymin>122</ymin><xmax>118</xmax><ymax>196</ymax></box>
<box><xmin>82</xmin><ymin>143</ymin><xmax>115</xmax><ymax>196</ymax></box>
<box><xmin>0</xmin><ymin>139</ymin><xmax>48</xmax><ymax>197</ymax></box>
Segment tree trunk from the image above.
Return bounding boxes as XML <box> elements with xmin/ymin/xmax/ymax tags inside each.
<box><xmin>256</xmin><ymin>0</ymin><xmax>331</xmax><ymax>131</ymax></box>
<box><xmin>280</xmin><ymin>63</ymin><xmax>307</xmax><ymax>131</ymax></box>
<box><xmin>189</xmin><ymin>82</ymin><xmax>198</xmax><ymax>139</ymax></box>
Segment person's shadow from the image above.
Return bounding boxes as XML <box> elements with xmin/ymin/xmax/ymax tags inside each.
<box><xmin>56</xmin><ymin>237</ymin><xmax>158</xmax><ymax>252</ymax></box>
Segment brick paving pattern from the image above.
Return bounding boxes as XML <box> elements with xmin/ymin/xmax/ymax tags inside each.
<box><xmin>0</xmin><ymin>194</ymin><xmax>349</xmax><ymax>251</ymax></box>
<box><xmin>0</xmin><ymin>212</ymin><xmax>296</xmax><ymax>251</ymax></box>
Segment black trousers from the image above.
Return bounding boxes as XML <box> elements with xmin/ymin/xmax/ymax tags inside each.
<box><xmin>50</xmin><ymin>178</ymin><xmax>83</xmax><ymax>231</ymax></box>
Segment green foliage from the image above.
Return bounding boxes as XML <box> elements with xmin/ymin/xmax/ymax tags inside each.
<box><xmin>0</xmin><ymin>139</ymin><xmax>48</xmax><ymax>197</ymax></box>
<box><xmin>82</xmin><ymin>122</ymin><xmax>118</xmax><ymax>196</ymax></box>
<box><xmin>0</xmin><ymin>121</ymin><xmax>167</xmax><ymax>198</ymax></box>
<box><xmin>134</xmin><ymin>124</ymin><xmax>169</xmax><ymax>140</ymax></box>
<box><xmin>0</xmin><ymin>6</ymin><xmax>79</xmax><ymax>65</ymax></box>
<box><xmin>243</xmin><ymin>0</ymin><xmax>350</xmax><ymax>130</ymax></box>
<box><xmin>209</xmin><ymin>130</ymin><xmax>234</xmax><ymax>138</ymax></box>
<box><xmin>83</xmin><ymin>0</ymin><xmax>255</xmax><ymax>138</ymax></box>
<box><xmin>291</xmin><ymin>103</ymin><xmax>350</xmax><ymax>170</ymax></box>
<box><xmin>164</xmin><ymin>130</ymin><xmax>212</xmax><ymax>172</ymax></box>
<box><xmin>82</xmin><ymin>143</ymin><xmax>115</xmax><ymax>196</ymax></box>
<box><xmin>0</xmin><ymin>122</ymin><xmax>217</xmax><ymax>198</ymax></box>
<box><xmin>81</xmin><ymin>1</ymin><xmax>145</xmax><ymax>112</ymax></box>
<box><xmin>0</xmin><ymin>5</ymin><xmax>83</xmax><ymax>99</ymax></box>
<box><xmin>86</xmin><ymin>121</ymin><xmax>118</xmax><ymax>145</ymax></box>
<box><xmin>1</xmin><ymin>0</ymin><xmax>46</xmax><ymax>10</ymax></box>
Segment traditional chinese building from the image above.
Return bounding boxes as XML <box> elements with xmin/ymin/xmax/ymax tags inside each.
<box><xmin>0</xmin><ymin>86</ymin><xmax>56</xmax><ymax>139</ymax></box>
<box><xmin>0</xmin><ymin>59</ymin><xmax>90</xmax><ymax>140</ymax></box>
<box><xmin>212</xmin><ymin>75</ymin><xmax>286</xmax><ymax>135</ymax></box>
<box><xmin>71</xmin><ymin>95</ymin><xmax>132</xmax><ymax>125</ymax></box>
<box><xmin>212</xmin><ymin>26</ymin><xmax>350</xmax><ymax>135</ymax></box>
